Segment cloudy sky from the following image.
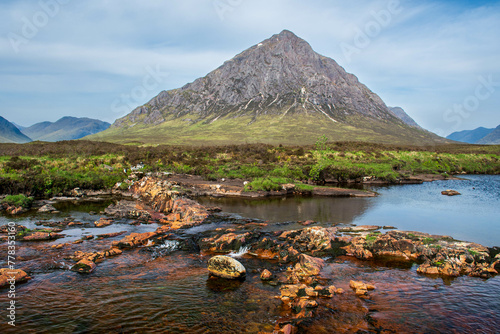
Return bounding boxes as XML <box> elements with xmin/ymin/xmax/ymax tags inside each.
<box><xmin>1</xmin><ymin>0</ymin><xmax>499</xmax><ymax>136</ymax></box>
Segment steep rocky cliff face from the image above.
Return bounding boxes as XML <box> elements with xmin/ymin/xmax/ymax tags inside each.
<box><xmin>91</xmin><ymin>30</ymin><xmax>445</xmax><ymax>145</ymax></box>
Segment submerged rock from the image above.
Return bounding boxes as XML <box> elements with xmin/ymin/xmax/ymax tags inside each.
<box><xmin>207</xmin><ymin>255</ymin><xmax>246</xmax><ymax>279</ymax></box>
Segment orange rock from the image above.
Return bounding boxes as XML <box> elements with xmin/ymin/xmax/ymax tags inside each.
<box><xmin>260</xmin><ymin>269</ymin><xmax>273</xmax><ymax>281</ymax></box>
<box><xmin>0</xmin><ymin>268</ymin><xmax>30</xmax><ymax>287</ymax></box>
<box><xmin>71</xmin><ymin>259</ymin><xmax>96</xmax><ymax>274</ymax></box>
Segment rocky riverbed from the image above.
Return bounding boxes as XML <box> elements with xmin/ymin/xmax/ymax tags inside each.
<box><xmin>0</xmin><ymin>176</ymin><xmax>499</xmax><ymax>333</ymax></box>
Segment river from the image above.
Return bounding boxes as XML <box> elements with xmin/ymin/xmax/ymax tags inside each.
<box><xmin>0</xmin><ymin>175</ymin><xmax>499</xmax><ymax>333</ymax></box>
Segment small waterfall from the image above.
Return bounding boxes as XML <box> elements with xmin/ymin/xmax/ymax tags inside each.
<box><xmin>151</xmin><ymin>239</ymin><xmax>180</xmax><ymax>259</ymax></box>
<box><xmin>228</xmin><ymin>245</ymin><xmax>250</xmax><ymax>258</ymax></box>
<box><xmin>159</xmin><ymin>240</ymin><xmax>180</xmax><ymax>251</ymax></box>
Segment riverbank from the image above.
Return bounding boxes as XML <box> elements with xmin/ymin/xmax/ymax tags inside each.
<box><xmin>0</xmin><ymin>141</ymin><xmax>498</xmax><ymax>200</ymax></box>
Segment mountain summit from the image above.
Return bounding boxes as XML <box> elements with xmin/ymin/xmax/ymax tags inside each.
<box><xmin>90</xmin><ymin>30</ymin><xmax>445</xmax><ymax>145</ymax></box>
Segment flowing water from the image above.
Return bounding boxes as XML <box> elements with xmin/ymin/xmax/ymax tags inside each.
<box><xmin>0</xmin><ymin>176</ymin><xmax>499</xmax><ymax>333</ymax></box>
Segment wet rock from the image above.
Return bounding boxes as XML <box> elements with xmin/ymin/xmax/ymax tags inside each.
<box><xmin>0</xmin><ymin>224</ymin><xmax>27</xmax><ymax>234</ymax></box>
<box><xmin>6</xmin><ymin>206</ymin><xmax>27</xmax><ymax>215</ymax></box>
<box><xmin>116</xmin><ymin>232</ymin><xmax>158</xmax><ymax>248</ymax></box>
<box><xmin>96</xmin><ymin>231</ymin><xmax>127</xmax><ymax>239</ymax></box>
<box><xmin>338</xmin><ymin>225</ymin><xmax>381</xmax><ymax>232</ymax></box>
<box><xmin>0</xmin><ymin>268</ymin><xmax>30</xmax><ymax>288</ymax></box>
<box><xmin>272</xmin><ymin>324</ymin><xmax>297</xmax><ymax>334</ymax></box>
<box><xmin>70</xmin><ymin>259</ymin><xmax>96</xmax><ymax>274</ymax></box>
<box><xmin>38</xmin><ymin>204</ymin><xmax>57</xmax><ymax>213</ymax></box>
<box><xmin>200</xmin><ymin>232</ymin><xmax>259</xmax><ymax>253</ymax></box>
<box><xmin>441</xmin><ymin>189</ymin><xmax>461</xmax><ymax>196</ymax></box>
<box><xmin>207</xmin><ymin>255</ymin><xmax>246</xmax><ymax>279</ymax></box>
<box><xmin>103</xmin><ymin>248</ymin><xmax>122</xmax><ymax>257</ymax></box>
<box><xmin>94</xmin><ymin>218</ymin><xmax>113</xmax><ymax>228</ymax></box>
<box><xmin>349</xmin><ymin>280</ymin><xmax>375</xmax><ymax>297</ymax></box>
<box><xmin>19</xmin><ymin>230</ymin><xmax>64</xmax><ymax>241</ymax></box>
<box><xmin>81</xmin><ymin>235</ymin><xmax>94</xmax><ymax>240</ymax></box>
<box><xmin>71</xmin><ymin>188</ymin><xmax>84</xmax><ymax>197</ymax></box>
<box><xmin>293</xmin><ymin>254</ymin><xmax>324</xmax><ymax>279</ymax></box>
<box><xmin>260</xmin><ymin>269</ymin><xmax>273</xmax><ymax>281</ymax></box>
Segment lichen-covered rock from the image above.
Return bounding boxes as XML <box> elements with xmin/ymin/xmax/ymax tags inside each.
<box><xmin>116</xmin><ymin>232</ymin><xmax>158</xmax><ymax>248</ymax></box>
<box><xmin>0</xmin><ymin>268</ymin><xmax>30</xmax><ymax>288</ymax></box>
<box><xmin>19</xmin><ymin>231</ymin><xmax>64</xmax><ymax>241</ymax></box>
<box><xmin>293</xmin><ymin>254</ymin><xmax>324</xmax><ymax>278</ymax></box>
<box><xmin>207</xmin><ymin>255</ymin><xmax>246</xmax><ymax>279</ymax></box>
<box><xmin>71</xmin><ymin>259</ymin><xmax>96</xmax><ymax>274</ymax></box>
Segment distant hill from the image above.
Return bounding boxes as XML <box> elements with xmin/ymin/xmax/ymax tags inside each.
<box><xmin>476</xmin><ymin>125</ymin><xmax>500</xmax><ymax>145</ymax></box>
<box><xmin>0</xmin><ymin>116</ymin><xmax>32</xmax><ymax>143</ymax></box>
<box><xmin>12</xmin><ymin>122</ymin><xmax>26</xmax><ymax>131</ymax></box>
<box><xmin>446</xmin><ymin>126</ymin><xmax>496</xmax><ymax>144</ymax></box>
<box><xmin>88</xmin><ymin>30</ymin><xmax>446</xmax><ymax>146</ymax></box>
<box><xmin>389</xmin><ymin>107</ymin><xmax>423</xmax><ymax>129</ymax></box>
<box><xmin>22</xmin><ymin>117</ymin><xmax>110</xmax><ymax>142</ymax></box>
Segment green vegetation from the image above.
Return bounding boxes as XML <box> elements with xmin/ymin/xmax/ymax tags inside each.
<box><xmin>2</xmin><ymin>194</ymin><xmax>34</xmax><ymax>208</ymax></box>
<box><xmin>243</xmin><ymin>177</ymin><xmax>289</xmax><ymax>192</ymax></box>
<box><xmin>0</xmin><ymin>139</ymin><xmax>498</xmax><ymax>198</ymax></box>
<box><xmin>422</xmin><ymin>237</ymin><xmax>437</xmax><ymax>245</ymax></box>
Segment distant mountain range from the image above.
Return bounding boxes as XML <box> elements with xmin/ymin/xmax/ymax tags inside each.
<box><xmin>447</xmin><ymin>125</ymin><xmax>500</xmax><ymax>144</ymax></box>
<box><xmin>0</xmin><ymin>116</ymin><xmax>32</xmax><ymax>143</ymax></box>
<box><xmin>0</xmin><ymin>116</ymin><xmax>110</xmax><ymax>143</ymax></box>
<box><xmin>87</xmin><ymin>30</ymin><xmax>446</xmax><ymax>146</ymax></box>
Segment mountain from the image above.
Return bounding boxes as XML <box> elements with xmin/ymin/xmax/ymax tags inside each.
<box><xmin>22</xmin><ymin>117</ymin><xmax>110</xmax><ymax>142</ymax></box>
<box><xmin>88</xmin><ymin>30</ymin><xmax>446</xmax><ymax>146</ymax></box>
<box><xmin>447</xmin><ymin>127</ymin><xmax>495</xmax><ymax>144</ymax></box>
<box><xmin>389</xmin><ymin>107</ymin><xmax>422</xmax><ymax>129</ymax></box>
<box><xmin>12</xmin><ymin>122</ymin><xmax>26</xmax><ymax>131</ymax></box>
<box><xmin>0</xmin><ymin>116</ymin><xmax>32</xmax><ymax>143</ymax></box>
<box><xmin>476</xmin><ymin>125</ymin><xmax>500</xmax><ymax>144</ymax></box>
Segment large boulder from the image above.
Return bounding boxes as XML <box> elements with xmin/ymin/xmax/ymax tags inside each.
<box><xmin>207</xmin><ymin>255</ymin><xmax>246</xmax><ymax>279</ymax></box>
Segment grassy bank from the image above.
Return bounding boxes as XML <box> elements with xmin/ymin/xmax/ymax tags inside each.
<box><xmin>0</xmin><ymin>140</ymin><xmax>498</xmax><ymax>197</ymax></box>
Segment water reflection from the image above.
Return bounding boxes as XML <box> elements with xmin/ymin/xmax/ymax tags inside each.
<box><xmin>200</xmin><ymin>175</ymin><xmax>500</xmax><ymax>246</ymax></box>
<box><xmin>198</xmin><ymin>195</ymin><xmax>374</xmax><ymax>225</ymax></box>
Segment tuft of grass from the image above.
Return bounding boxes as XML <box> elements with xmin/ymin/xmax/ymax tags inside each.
<box><xmin>243</xmin><ymin>177</ymin><xmax>289</xmax><ymax>192</ymax></box>
<box><xmin>2</xmin><ymin>194</ymin><xmax>34</xmax><ymax>208</ymax></box>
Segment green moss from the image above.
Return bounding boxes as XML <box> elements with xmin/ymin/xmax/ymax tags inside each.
<box><xmin>2</xmin><ymin>194</ymin><xmax>33</xmax><ymax>208</ymax></box>
<box><xmin>422</xmin><ymin>237</ymin><xmax>437</xmax><ymax>245</ymax></box>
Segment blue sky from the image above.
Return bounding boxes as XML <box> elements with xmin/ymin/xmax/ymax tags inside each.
<box><xmin>1</xmin><ymin>0</ymin><xmax>499</xmax><ymax>136</ymax></box>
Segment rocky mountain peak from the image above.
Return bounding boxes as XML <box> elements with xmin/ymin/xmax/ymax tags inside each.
<box><xmin>95</xmin><ymin>30</ymin><xmax>446</xmax><ymax>146</ymax></box>
<box><xmin>113</xmin><ymin>30</ymin><xmax>396</xmax><ymax>129</ymax></box>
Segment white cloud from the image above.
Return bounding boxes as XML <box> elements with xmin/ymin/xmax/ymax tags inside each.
<box><xmin>0</xmin><ymin>0</ymin><xmax>499</xmax><ymax>133</ymax></box>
